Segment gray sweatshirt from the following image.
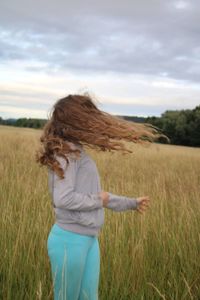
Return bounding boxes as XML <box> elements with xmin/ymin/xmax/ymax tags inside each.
<box><xmin>48</xmin><ymin>142</ymin><xmax>139</xmax><ymax>237</ymax></box>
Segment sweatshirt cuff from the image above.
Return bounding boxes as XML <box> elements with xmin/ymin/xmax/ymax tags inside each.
<box><xmin>126</xmin><ymin>197</ymin><xmax>138</xmax><ymax>210</ymax></box>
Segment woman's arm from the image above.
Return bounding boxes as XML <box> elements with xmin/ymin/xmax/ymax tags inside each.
<box><xmin>100</xmin><ymin>191</ymin><xmax>139</xmax><ymax>212</ymax></box>
<box><xmin>100</xmin><ymin>191</ymin><xmax>150</xmax><ymax>213</ymax></box>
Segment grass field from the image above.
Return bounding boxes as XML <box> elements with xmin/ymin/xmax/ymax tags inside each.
<box><xmin>0</xmin><ymin>124</ymin><xmax>200</xmax><ymax>300</ymax></box>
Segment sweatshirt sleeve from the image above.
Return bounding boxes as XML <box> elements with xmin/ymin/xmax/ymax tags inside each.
<box><xmin>51</xmin><ymin>155</ymin><xmax>103</xmax><ymax>211</ymax></box>
<box><xmin>106</xmin><ymin>192</ymin><xmax>139</xmax><ymax>212</ymax></box>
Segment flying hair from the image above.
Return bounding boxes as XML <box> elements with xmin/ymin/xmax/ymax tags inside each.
<box><xmin>35</xmin><ymin>93</ymin><xmax>169</xmax><ymax>179</ymax></box>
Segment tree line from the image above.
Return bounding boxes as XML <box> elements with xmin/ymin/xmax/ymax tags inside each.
<box><xmin>0</xmin><ymin>104</ymin><xmax>200</xmax><ymax>147</ymax></box>
<box><xmin>0</xmin><ymin>117</ymin><xmax>47</xmax><ymax>129</ymax></box>
<box><xmin>123</xmin><ymin>105</ymin><xmax>200</xmax><ymax>147</ymax></box>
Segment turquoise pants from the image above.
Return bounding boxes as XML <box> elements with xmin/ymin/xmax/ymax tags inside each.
<box><xmin>47</xmin><ymin>223</ymin><xmax>100</xmax><ymax>300</ymax></box>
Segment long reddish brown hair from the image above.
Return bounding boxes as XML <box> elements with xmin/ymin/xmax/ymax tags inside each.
<box><xmin>35</xmin><ymin>93</ymin><xmax>169</xmax><ymax>179</ymax></box>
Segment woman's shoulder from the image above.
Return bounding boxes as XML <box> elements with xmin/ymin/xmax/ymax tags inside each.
<box><xmin>65</xmin><ymin>141</ymin><xmax>83</xmax><ymax>150</ymax></box>
<box><xmin>63</xmin><ymin>141</ymin><xmax>85</xmax><ymax>155</ymax></box>
<box><xmin>54</xmin><ymin>142</ymin><xmax>85</xmax><ymax>166</ymax></box>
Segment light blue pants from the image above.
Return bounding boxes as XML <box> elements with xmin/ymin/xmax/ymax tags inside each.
<box><xmin>47</xmin><ymin>223</ymin><xmax>100</xmax><ymax>300</ymax></box>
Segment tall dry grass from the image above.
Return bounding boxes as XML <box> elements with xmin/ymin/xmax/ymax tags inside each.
<box><xmin>0</xmin><ymin>125</ymin><xmax>200</xmax><ymax>300</ymax></box>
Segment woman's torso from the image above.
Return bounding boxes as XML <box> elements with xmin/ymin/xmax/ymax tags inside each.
<box><xmin>48</xmin><ymin>142</ymin><xmax>105</xmax><ymax>236</ymax></box>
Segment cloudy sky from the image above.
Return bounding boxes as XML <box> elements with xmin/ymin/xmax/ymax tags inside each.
<box><xmin>0</xmin><ymin>0</ymin><xmax>199</xmax><ymax>119</ymax></box>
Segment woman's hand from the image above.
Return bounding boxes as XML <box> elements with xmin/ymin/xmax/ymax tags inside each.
<box><xmin>136</xmin><ymin>196</ymin><xmax>150</xmax><ymax>214</ymax></box>
<box><xmin>100</xmin><ymin>191</ymin><xmax>109</xmax><ymax>207</ymax></box>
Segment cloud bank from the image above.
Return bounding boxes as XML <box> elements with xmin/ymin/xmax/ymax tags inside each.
<box><xmin>0</xmin><ymin>0</ymin><xmax>199</xmax><ymax>118</ymax></box>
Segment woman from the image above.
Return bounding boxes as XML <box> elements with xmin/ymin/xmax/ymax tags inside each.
<box><xmin>36</xmin><ymin>94</ymin><xmax>167</xmax><ymax>300</ymax></box>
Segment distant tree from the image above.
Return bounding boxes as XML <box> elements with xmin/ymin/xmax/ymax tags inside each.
<box><xmin>188</xmin><ymin>105</ymin><xmax>200</xmax><ymax>146</ymax></box>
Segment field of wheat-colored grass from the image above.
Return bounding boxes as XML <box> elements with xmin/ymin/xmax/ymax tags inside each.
<box><xmin>0</xmin><ymin>124</ymin><xmax>200</xmax><ymax>300</ymax></box>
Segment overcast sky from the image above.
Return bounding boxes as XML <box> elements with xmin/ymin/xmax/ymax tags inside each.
<box><xmin>0</xmin><ymin>0</ymin><xmax>199</xmax><ymax>119</ymax></box>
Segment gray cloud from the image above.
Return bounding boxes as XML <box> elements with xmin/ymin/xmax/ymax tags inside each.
<box><xmin>0</xmin><ymin>0</ymin><xmax>200</xmax><ymax>82</ymax></box>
